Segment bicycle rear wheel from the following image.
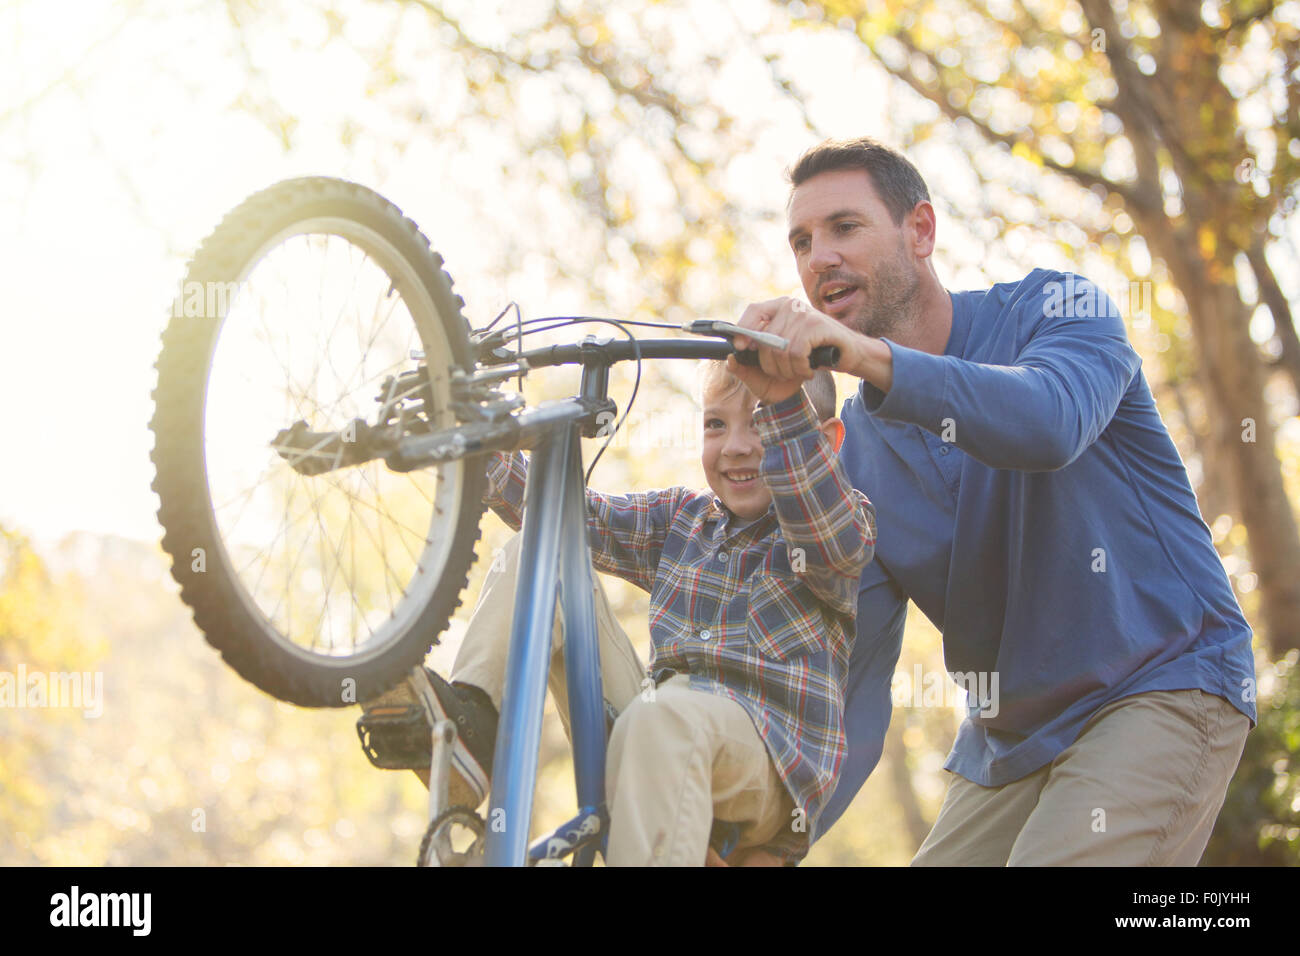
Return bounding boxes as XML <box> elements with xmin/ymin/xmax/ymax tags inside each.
<box><xmin>151</xmin><ymin>177</ymin><xmax>486</xmax><ymax>707</ymax></box>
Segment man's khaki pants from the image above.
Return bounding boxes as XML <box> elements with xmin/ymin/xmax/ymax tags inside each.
<box><xmin>452</xmin><ymin>533</ymin><xmax>795</xmax><ymax>866</ymax></box>
<box><xmin>912</xmin><ymin>688</ymin><xmax>1250</xmax><ymax>866</ymax></box>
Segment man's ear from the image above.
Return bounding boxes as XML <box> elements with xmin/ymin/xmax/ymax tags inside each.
<box><xmin>908</xmin><ymin>200</ymin><xmax>938</xmax><ymax>260</ymax></box>
<box><xmin>820</xmin><ymin>417</ymin><xmax>846</xmax><ymax>453</ymax></box>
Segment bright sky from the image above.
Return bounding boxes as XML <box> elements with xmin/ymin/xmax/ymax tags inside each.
<box><xmin>3</xmin><ymin>0</ymin><xmax>1294</xmax><ymax>550</ymax></box>
<box><xmin>0</xmin><ymin>0</ymin><xmax>893</xmax><ymax>549</ymax></box>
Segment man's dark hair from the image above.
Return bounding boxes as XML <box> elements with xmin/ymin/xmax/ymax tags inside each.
<box><xmin>787</xmin><ymin>137</ymin><xmax>931</xmax><ymax>225</ymax></box>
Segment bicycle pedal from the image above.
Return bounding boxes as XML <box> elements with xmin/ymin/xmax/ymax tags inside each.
<box><xmin>356</xmin><ymin>705</ymin><xmax>432</xmax><ymax>770</ymax></box>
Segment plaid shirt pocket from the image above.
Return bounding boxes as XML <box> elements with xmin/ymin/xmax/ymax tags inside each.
<box><xmin>746</xmin><ymin>573</ymin><xmax>827</xmax><ymax>661</ymax></box>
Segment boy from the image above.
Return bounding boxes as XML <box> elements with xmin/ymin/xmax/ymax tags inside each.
<box><xmin>358</xmin><ymin>360</ymin><xmax>875</xmax><ymax>864</ymax></box>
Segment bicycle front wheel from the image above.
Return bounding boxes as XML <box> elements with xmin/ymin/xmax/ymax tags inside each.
<box><xmin>151</xmin><ymin>177</ymin><xmax>486</xmax><ymax>707</ymax></box>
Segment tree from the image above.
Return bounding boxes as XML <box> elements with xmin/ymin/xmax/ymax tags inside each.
<box><xmin>11</xmin><ymin>0</ymin><xmax>1295</xmax><ymax>864</ymax></box>
<box><xmin>1204</xmin><ymin>650</ymin><xmax>1300</xmax><ymax>864</ymax></box>
<box><xmin>0</xmin><ymin>526</ymin><xmax>107</xmax><ymax>845</ymax></box>
<box><xmin>793</xmin><ymin>0</ymin><xmax>1300</xmax><ymax>653</ymax></box>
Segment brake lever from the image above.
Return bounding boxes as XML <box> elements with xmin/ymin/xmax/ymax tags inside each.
<box><xmin>681</xmin><ymin>319</ymin><xmax>788</xmax><ymax>350</ymax></box>
<box><xmin>682</xmin><ymin>319</ymin><xmax>840</xmax><ymax>370</ymax></box>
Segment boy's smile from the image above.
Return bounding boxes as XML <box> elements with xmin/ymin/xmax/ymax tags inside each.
<box><xmin>702</xmin><ymin>377</ymin><xmax>771</xmax><ymax>521</ymax></box>
<box><xmin>701</xmin><ymin>367</ymin><xmax>846</xmax><ymax>521</ymax></box>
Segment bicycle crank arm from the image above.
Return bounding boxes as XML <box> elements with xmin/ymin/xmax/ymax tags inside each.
<box><xmin>427</xmin><ymin>719</ymin><xmax>457</xmax><ymax>823</ymax></box>
<box><xmin>271</xmin><ymin>418</ymin><xmax>393</xmax><ymax>475</ymax></box>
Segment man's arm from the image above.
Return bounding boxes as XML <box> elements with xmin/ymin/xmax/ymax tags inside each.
<box><xmin>736</xmin><ymin>276</ymin><xmax>1142</xmax><ymax>472</ymax></box>
<box><xmin>851</xmin><ymin>277</ymin><xmax>1141</xmax><ymax>472</ymax></box>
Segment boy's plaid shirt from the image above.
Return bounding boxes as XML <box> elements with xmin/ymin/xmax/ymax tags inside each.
<box><xmin>484</xmin><ymin>390</ymin><xmax>876</xmax><ymax>859</ymax></box>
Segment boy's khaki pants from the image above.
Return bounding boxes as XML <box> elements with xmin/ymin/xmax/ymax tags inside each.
<box><xmin>452</xmin><ymin>533</ymin><xmax>795</xmax><ymax>866</ymax></box>
<box><xmin>912</xmin><ymin>688</ymin><xmax>1250</xmax><ymax>866</ymax></box>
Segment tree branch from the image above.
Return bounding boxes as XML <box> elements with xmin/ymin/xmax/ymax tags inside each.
<box><xmin>886</xmin><ymin>27</ymin><xmax>1144</xmax><ymax>207</ymax></box>
<box><xmin>1247</xmin><ymin>238</ymin><xmax>1300</xmax><ymax>399</ymax></box>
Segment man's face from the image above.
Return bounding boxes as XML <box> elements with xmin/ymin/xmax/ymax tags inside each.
<box><xmin>787</xmin><ymin>168</ymin><xmax>920</xmax><ymax>340</ymax></box>
<box><xmin>701</xmin><ymin>377</ymin><xmax>771</xmax><ymax>521</ymax></box>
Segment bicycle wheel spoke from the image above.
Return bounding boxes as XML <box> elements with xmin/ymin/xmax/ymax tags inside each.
<box><xmin>327</xmin><ymin>291</ymin><xmax>408</xmax><ymax>415</ymax></box>
<box><xmin>353</xmin><ymin>467</ymin><xmax>430</xmax><ymax>561</ymax></box>
<box><xmin>201</xmin><ymin>216</ymin><xmax>467</xmax><ymax>665</ymax></box>
<box><xmin>324</xmin><ymin>468</ymin><xmax>423</xmax><ymax>615</ymax></box>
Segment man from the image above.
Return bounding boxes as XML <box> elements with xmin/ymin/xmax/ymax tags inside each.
<box><xmin>725</xmin><ymin>137</ymin><xmax>1255</xmax><ymax>865</ymax></box>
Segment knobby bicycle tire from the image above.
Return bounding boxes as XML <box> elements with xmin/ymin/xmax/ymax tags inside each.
<box><xmin>150</xmin><ymin>177</ymin><xmax>486</xmax><ymax>707</ymax></box>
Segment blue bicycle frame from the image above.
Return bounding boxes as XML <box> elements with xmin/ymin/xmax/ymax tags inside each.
<box><xmin>459</xmin><ymin>338</ymin><xmax>723</xmax><ymax>866</ymax></box>
<box><xmin>487</xmin><ymin>409</ymin><xmax>605</xmax><ymax>866</ymax></box>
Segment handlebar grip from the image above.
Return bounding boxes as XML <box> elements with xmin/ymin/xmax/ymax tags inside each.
<box><xmin>734</xmin><ymin>345</ymin><xmax>840</xmax><ymax>370</ymax></box>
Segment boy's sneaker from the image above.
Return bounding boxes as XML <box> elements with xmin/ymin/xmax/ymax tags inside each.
<box><xmin>356</xmin><ymin>668</ymin><xmax>498</xmax><ymax>809</ymax></box>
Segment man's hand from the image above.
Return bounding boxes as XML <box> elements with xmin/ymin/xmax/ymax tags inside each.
<box><xmin>728</xmin><ymin>296</ymin><xmax>894</xmax><ymax>396</ymax></box>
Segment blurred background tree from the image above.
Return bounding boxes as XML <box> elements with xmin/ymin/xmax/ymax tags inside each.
<box><xmin>803</xmin><ymin>0</ymin><xmax>1300</xmax><ymax>657</ymax></box>
<box><xmin>1206</xmin><ymin>651</ymin><xmax>1300</xmax><ymax>864</ymax></box>
<box><xmin>0</xmin><ymin>526</ymin><xmax>107</xmax><ymax>847</ymax></box>
<box><xmin>2</xmin><ymin>0</ymin><xmax>1296</xmax><ymax>864</ymax></box>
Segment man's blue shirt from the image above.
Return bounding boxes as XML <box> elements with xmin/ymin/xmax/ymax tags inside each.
<box><xmin>815</xmin><ymin>268</ymin><xmax>1257</xmax><ymax>838</ymax></box>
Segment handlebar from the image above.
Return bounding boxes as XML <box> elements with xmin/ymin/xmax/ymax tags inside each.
<box><xmin>274</xmin><ymin>332</ymin><xmax>842</xmax><ymax>477</ymax></box>
<box><xmin>482</xmin><ymin>337</ymin><xmax>840</xmax><ymax>371</ymax></box>
<box><xmin>735</xmin><ymin>345</ymin><xmax>840</xmax><ymax>369</ymax></box>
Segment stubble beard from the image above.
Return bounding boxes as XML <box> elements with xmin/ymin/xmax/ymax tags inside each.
<box><xmin>845</xmin><ymin>242</ymin><xmax>921</xmax><ymax>342</ymax></box>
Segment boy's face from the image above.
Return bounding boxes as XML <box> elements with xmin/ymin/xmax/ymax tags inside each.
<box><xmin>702</xmin><ymin>376</ymin><xmax>848</xmax><ymax>521</ymax></box>
<box><xmin>702</xmin><ymin>378</ymin><xmax>770</xmax><ymax>521</ymax></box>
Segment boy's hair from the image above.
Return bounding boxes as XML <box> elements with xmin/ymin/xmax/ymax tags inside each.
<box><xmin>700</xmin><ymin>361</ymin><xmax>837</xmax><ymax>423</ymax></box>
<box><xmin>786</xmin><ymin>137</ymin><xmax>930</xmax><ymax>226</ymax></box>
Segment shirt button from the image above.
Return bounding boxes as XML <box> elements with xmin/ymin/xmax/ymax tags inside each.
<box><xmin>939</xmin><ymin>446</ymin><xmax>950</xmax><ymax>455</ymax></box>
<box><xmin>718</xmin><ymin>551</ymin><xmax>728</xmax><ymax>562</ymax></box>
<box><xmin>699</xmin><ymin>629</ymin><xmax>711</xmax><ymax>641</ymax></box>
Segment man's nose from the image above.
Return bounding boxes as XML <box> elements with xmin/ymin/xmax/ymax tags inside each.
<box><xmin>808</xmin><ymin>236</ymin><xmax>841</xmax><ymax>272</ymax></box>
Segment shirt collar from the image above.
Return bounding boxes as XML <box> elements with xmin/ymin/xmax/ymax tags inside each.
<box><xmin>943</xmin><ymin>288</ymin><xmax>971</xmax><ymax>358</ymax></box>
<box><xmin>708</xmin><ymin>497</ymin><xmax>777</xmax><ymax>536</ymax></box>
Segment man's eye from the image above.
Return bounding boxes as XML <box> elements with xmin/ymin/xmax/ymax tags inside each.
<box><xmin>705</xmin><ymin>419</ymin><xmax>724</xmax><ymax>430</ymax></box>
<box><xmin>836</xmin><ymin>221</ymin><xmax>858</xmax><ymax>233</ymax></box>
<box><xmin>792</xmin><ymin>238</ymin><xmax>809</xmax><ymax>253</ymax></box>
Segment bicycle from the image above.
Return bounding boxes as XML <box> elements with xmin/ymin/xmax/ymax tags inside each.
<box><xmin>150</xmin><ymin>177</ymin><xmax>837</xmax><ymax>866</ymax></box>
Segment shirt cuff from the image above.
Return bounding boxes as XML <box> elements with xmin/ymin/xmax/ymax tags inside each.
<box><xmin>858</xmin><ymin>338</ymin><xmax>948</xmax><ymax>432</ymax></box>
<box><xmin>753</xmin><ymin>389</ymin><xmax>820</xmax><ymax>446</ymax></box>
